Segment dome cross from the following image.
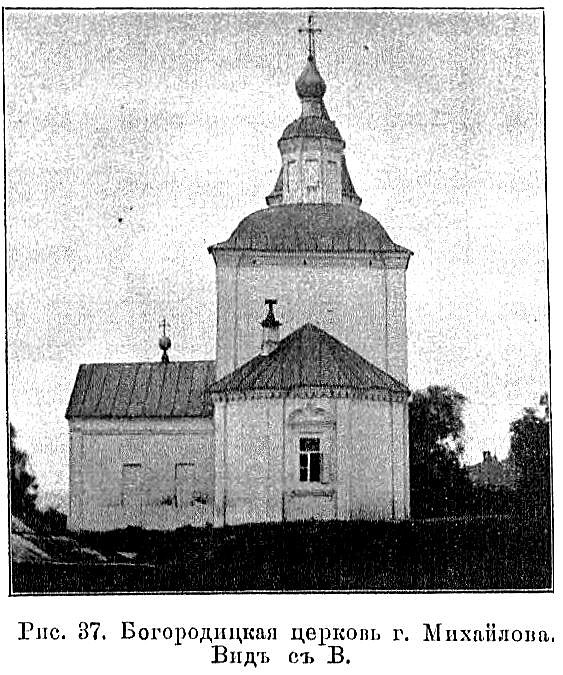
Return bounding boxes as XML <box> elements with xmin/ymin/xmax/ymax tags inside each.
<box><xmin>298</xmin><ymin>14</ymin><xmax>322</xmax><ymax>60</ymax></box>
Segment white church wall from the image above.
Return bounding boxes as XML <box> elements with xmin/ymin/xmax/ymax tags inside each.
<box><xmin>279</xmin><ymin>137</ymin><xmax>344</xmax><ymax>205</ymax></box>
<box><xmin>332</xmin><ymin>399</ymin><xmax>410</xmax><ymax>521</ymax></box>
<box><xmin>215</xmin><ymin>262</ymin><xmax>238</xmax><ymax>379</ymax></box>
<box><xmin>343</xmin><ymin>400</ymin><xmax>394</xmax><ymax>520</ymax></box>
<box><xmin>215</xmin><ymin>251</ymin><xmax>404</xmax><ymax>379</ymax></box>
<box><xmin>390</xmin><ymin>400</ymin><xmax>410</xmax><ymax>520</ymax></box>
<box><xmin>215</xmin><ymin>399</ymin><xmax>284</xmax><ymax>526</ymax></box>
<box><xmin>68</xmin><ymin>417</ymin><xmax>214</xmax><ymax>531</ymax></box>
<box><xmin>385</xmin><ymin>266</ymin><xmax>409</xmax><ymax>383</ymax></box>
<box><xmin>213</xmin><ymin>395</ymin><xmax>407</xmax><ymax>527</ymax></box>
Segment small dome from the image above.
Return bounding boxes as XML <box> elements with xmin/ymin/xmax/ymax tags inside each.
<box><xmin>159</xmin><ymin>335</ymin><xmax>171</xmax><ymax>351</ymax></box>
<box><xmin>295</xmin><ymin>56</ymin><xmax>326</xmax><ymax>99</ymax></box>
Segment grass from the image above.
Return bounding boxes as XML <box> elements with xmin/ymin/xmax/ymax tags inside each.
<box><xmin>11</xmin><ymin>514</ymin><xmax>552</xmax><ymax>594</ymax></box>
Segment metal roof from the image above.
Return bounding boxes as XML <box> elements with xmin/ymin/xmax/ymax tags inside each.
<box><xmin>341</xmin><ymin>157</ymin><xmax>361</xmax><ymax>205</ymax></box>
<box><xmin>295</xmin><ymin>55</ymin><xmax>327</xmax><ymax>100</ymax></box>
<box><xmin>210</xmin><ymin>323</ymin><xmax>409</xmax><ymax>397</ymax></box>
<box><xmin>209</xmin><ymin>204</ymin><xmax>412</xmax><ymax>256</ymax></box>
<box><xmin>280</xmin><ymin>115</ymin><xmax>342</xmax><ymax>143</ymax></box>
<box><xmin>66</xmin><ymin>360</ymin><xmax>215</xmax><ymax>419</ymax></box>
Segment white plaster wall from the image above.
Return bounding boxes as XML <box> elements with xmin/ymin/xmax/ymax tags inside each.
<box><xmin>342</xmin><ymin>400</ymin><xmax>392</xmax><ymax>520</ymax></box>
<box><xmin>214</xmin><ymin>395</ymin><xmax>409</xmax><ymax>527</ymax></box>
<box><xmin>68</xmin><ymin>418</ymin><xmax>214</xmax><ymax>532</ymax></box>
<box><xmin>279</xmin><ymin>137</ymin><xmax>344</xmax><ymax>205</ymax></box>
<box><xmin>336</xmin><ymin>399</ymin><xmax>409</xmax><ymax>521</ymax></box>
<box><xmin>215</xmin><ymin>252</ymin><xmax>409</xmax><ymax>381</ymax></box>
<box><xmin>391</xmin><ymin>400</ymin><xmax>410</xmax><ymax>519</ymax></box>
<box><xmin>386</xmin><ymin>267</ymin><xmax>408</xmax><ymax>383</ymax></box>
<box><xmin>215</xmin><ymin>262</ymin><xmax>237</xmax><ymax>379</ymax></box>
<box><xmin>216</xmin><ymin>400</ymin><xmax>284</xmax><ymax>526</ymax></box>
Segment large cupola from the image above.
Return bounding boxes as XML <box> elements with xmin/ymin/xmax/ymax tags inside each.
<box><xmin>266</xmin><ymin>17</ymin><xmax>361</xmax><ymax>208</ymax></box>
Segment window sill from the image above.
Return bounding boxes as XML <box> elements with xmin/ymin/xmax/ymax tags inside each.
<box><xmin>288</xmin><ymin>486</ymin><xmax>335</xmax><ymax>498</ymax></box>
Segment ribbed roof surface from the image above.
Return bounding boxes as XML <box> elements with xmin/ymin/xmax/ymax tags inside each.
<box><xmin>280</xmin><ymin>116</ymin><xmax>342</xmax><ymax>143</ymax></box>
<box><xmin>266</xmin><ymin>167</ymin><xmax>284</xmax><ymax>203</ymax></box>
<box><xmin>341</xmin><ymin>157</ymin><xmax>361</xmax><ymax>204</ymax></box>
<box><xmin>210</xmin><ymin>323</ymin><xmax>408</xmax><ymax>396</ymax></box>
<box><xmin>66</xmin><ymin>361</ymin><xmax>215</xmax><ymax>419</ymax></box>
<box><xmin>211</xmin><ymin>204</ymin><xmax>411</xmax><ymax>255</ymax></box>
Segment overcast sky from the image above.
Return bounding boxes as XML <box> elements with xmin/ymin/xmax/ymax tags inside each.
<box><xmin>5</xmin><ymin>8</ymin><xmax>547</xmax><ymax>510</ymax></box>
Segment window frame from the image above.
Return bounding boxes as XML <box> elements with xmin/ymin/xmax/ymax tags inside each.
<box><xmin>299</xmin><ymin>437</ymin><xmax>322</xmax><ymax>483</ymax></box>
<box><xmin>304</xmin><ymin>158</ymin><xmax>321</xmax><ymax>202</ymax></box>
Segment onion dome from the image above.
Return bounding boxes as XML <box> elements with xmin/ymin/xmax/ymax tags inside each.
<box><xmin>159</xmin><ymin>334</ymin><xmax>171</xmax><ymax>351</ymax></box>
<box><xmin>295</xmin><ymin>55</ymin><xmax>326</xmax><ymax>100</ymax></box>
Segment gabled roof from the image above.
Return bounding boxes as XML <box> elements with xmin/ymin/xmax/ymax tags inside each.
<box><xmin>66</xmin><ymin>360</ymin><xmax>215</xmax><ymax>420</ymax></box>
<box><xmin>210</xmin><ymin>324</ymin><xmax>409</xmax><ymax>398</ymax></box>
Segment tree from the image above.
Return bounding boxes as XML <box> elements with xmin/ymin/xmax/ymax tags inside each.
<box><xmin>508</xmin><ymin>393</ymin><xmax>551</xmax><ymax>517</ymax></box>
<box><xmin>409</xmin><ymin>386</ymin><xmax>471</xmax><ymax>517</ymax></box>
<box><xmin>9</xmin><ymin>423</ymin><xmax>38</xmax><ymax>524</ymax></box>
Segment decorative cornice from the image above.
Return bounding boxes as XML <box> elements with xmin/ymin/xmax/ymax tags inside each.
<box><xmin>211</xmin><ymin>248</ymin><xmax>409</xmax><ymax>269</ymax></box>
<box><xmin>211</xmin><ymin>387</ymin><xmax>408</xmax><ymax>405</ymax></box>
<box><xmin>68</xmin><ymin>417</ymin><xmax>214</xmax><ymax>435</ymax></box>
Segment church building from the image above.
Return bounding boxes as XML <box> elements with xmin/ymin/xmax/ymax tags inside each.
<box><xmin>66</xmin><ymin>25</ymin><xmax>413</xmax><ymax>531</ymax></box>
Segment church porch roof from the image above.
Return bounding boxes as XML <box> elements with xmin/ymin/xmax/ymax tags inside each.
<box><xmin>210</xmin><ymin>323</ymin><xmax>409</xmax><ymax>399</ymax></box>
<box><xmin>66</xmin><ymin>360</ymin><xmax>215</xmax><ymax>419</ymax></box>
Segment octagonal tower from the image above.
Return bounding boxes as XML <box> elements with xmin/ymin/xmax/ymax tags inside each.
<box><xmin>209</xmin><ymin>52</ymin><xmax>412</xmax><ymax>381</ymax></box>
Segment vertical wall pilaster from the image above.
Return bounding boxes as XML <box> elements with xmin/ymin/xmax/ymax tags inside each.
<box><xmin>68</xmin><ymin>426</ymin><xmax>84</xmax><ymax>531</ymax></box>
<box><xmin>215</xmin><ymin>260</ymin><xmax>238</xmax><ymax>379</ymax></box>
<box><xmin>267</xmin><ymin>399</ymin><xmax>284</xmax><ymax>522</ymax></box>
<box><xmin>335</xmin><ymin>398</ymin><xmax>351</xmax><ymax>520</ymax></box>
<box><xmin>390</xmin><ymin>400</ymin><xmax>405</xmax><ymax>520</ymax></box>
<box><xmin>385</xmin><ymin>264</ymin><xmax>408</xmax><ymax>384</ymax></box>
<box><xmin>403</xmin><ymin>401</ymin><xmax>411</xmax><ymax>519</ymax></box>
<box><xmin>213</xmin><ymin>401</ymin><xmax>227</xmax><ymax>527</ymax></box>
